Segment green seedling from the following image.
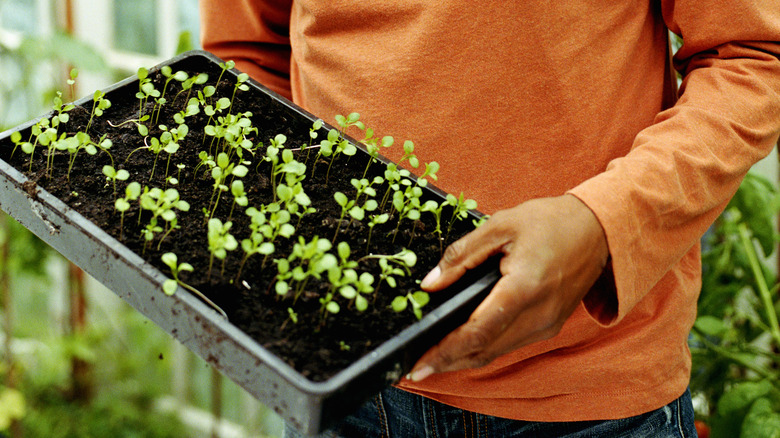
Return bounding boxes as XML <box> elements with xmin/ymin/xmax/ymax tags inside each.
<box><xmin>361</xmin><ymin>249</ymin><xmax>417</xmax><ymax>296</ymax></box>
<box><xmin>194</xmin><ymin>150</ymin><xmax>214</xmax><ymax>176</ymax></box>
<box><xmin>67</xmin><ymin>68</ymin><xmax>78</xmax><ymax>100</ymax></box>
<box><xmin>334</xmin><ymin>112</ymin><xmax>365</xmax><ymax>132</ymax></box>
<box><xmin>366</xmin><ymin>213</ymin><xmax>390</xmax><ymax>251</ymax></box>
<box><xmin>87</xmin><ymin>89</ymin><xmax>111</xmax><ymax>132</ymax></box>
<box><xmin>446</xmin><ymin>192</ymin><xmax>478</xmax><ymax>239</ymax></box>
<box><xmin>391</xmin><ymin>184</ymin><xmax>424</xmax><ymax>244</ymax></box>
<box><xmin>256</xmin><ymin>203</ymin><xmax>296</xmax><ymax>267</ymax></box>
<box><xmin>174</xmin><ymin>72</ymin><xmax>208</xmax><ymax>105</ymax></box>
<box><xmin>202</xmin><ymin>96</ymin><xmax>231</xmax><ymax>147</ymax></box>
<box><xmin>416</xmin><ymin>161</ymin><xmax>440</xmax><ymax>188</ymax></box>
<box><xmin>280</xmin><ymin>307</ymin><xmax>298</xmax><ymax>331</ymax></box>
<box><xmin>330</xmin><ymin>176</ymin><xmax>382</xmax><ymax>242</ymax></box>
<box><xmin>51</xmin><ymin>91</ymin><xmax>75</xmax><ymax>131</ymax></box>
<box><xmin>327</xmin><ymin>242</ymin><xmax>374</xmax><ymax>313</ymax></box>
<box><xmin>235</xmin><ymin>206</ymin><xmax>276</xmax><ymax>280</ymax></box>
<box><xmin>172</xmin><ymin>98</ymin><xmax>201</xmax><ymax>126</ymax></box>
<box><xmin>228</xmin><ymin>179</ymin><xmax>248</xmax><ymax>220</ymax></box>
<box><xmin>102</xmin><ymin>164</ymin><xmax>129</xmax><ymax>196</ymax></box>
<box><xmin>314</xmin><ymin>128</ymin><xmax>357</xmax><ymax>183</ymax></box>
<box><xmin>390</xmin><ymin>291</ymin><xmax>430</xmax><ymax>320</ymax></box>
<box><xmin>274</xmin><ymin>236</ymin><xmax>337</xmax><ymax>303</ymax></box>
<box><xmin>207</xmin><ymin>218</ymin><xmax>238</xmax><ymax>279</ymax></box>
<box><xmin>215</xmin><ymin>60</ymin><xmax>235</xmax><ymax>86</ymax></box>
<box><xmin>115</xmin><ymin>181</ymin><xmax>141</xmax><ymax>240</ymax></box>
<box><xmin>20</xmin><ymin>119</ymin><xmax>53</xmax><ymax>171</ymax></box>
<box><xmin>263</xmin><ymin>134</ymin><xmax>288</xmax><ymax>198</ymax></box>
<box><xmin>161</xmin><ymin>252</ymin><xmax>227</xmax><ymax>320</ymax></box>
<box><xmin>207</xmin><ymin>152</ymin><xmax>249</xmax><ymax>219</ymax></box>
<box><xmin>279</xmin><ymin>183</ymin><xmax>315</xmax><ymax>227</ymax></box>
<box><xmin>154</xmin><ymin>66</ymin><xmax>189</xmax><ymax>123</ymax></box>
<box><xmin>138</xmin><ymin>187</ymin><xmax>190</xmax><ymax>251</ymax></box>
<box><xmin>361</xmin><ymin>130</ymin><xmax>394</xmax><ymax>178</ymax></box>
<box><xmin>380</xmin><ymin>163</ymin><xmax>412</xmax><ymax>210</ymax></box>
<box><xmin>159</xmin><ymin>123</ymin><xmax>188</xmax><ymax>180</ymax></box>
<box><xmin>229</xmin><ymin>72</ymin><xmax>250</xmax><ymax>111</ymax></box>
<box><xmin>473</xmin><ymin>214</ymin><xmax>490</xmax><ymax>228</ymax></box>
<box><xmin>136</xmin><ymin>67</ymin><xmax>160</xmax><ymax>117</ymax></box>
<box><xmin>303</xmin><ymin>118</ymin><xmax>324</xmax><ymax>163</ymax></box>
<box><xmin>398</xmin><ymin>140</ymin><xmax>419</xmax><ymax>169</ymax></box>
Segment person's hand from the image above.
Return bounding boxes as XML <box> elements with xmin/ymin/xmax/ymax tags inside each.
<box><xmin>406</xmin><ymin>194</ymin><xmax>610</xmax><ymax>382</ymax></box>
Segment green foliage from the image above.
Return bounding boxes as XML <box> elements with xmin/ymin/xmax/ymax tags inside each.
<box><xmin>87</xmin><ymin>89</ymin><xmax>111</xmax><ymax>132</ymax></box>
<box><xmin>693</xmin><ymin>171</ymin><xmax>780</xmax><ymax>437</ymax></box>
<box><xmin>102</xmin><ymin>164</ymin><xmax>129</xmax><ymax>196</ymax></box>
<box><xmin>207</xmin><ymin>218</ymin><xmax>238</xmax><ymax>279</ymax></box>
<box><xmin>390</xmin><ymin>291</ymin><xmax>430</xmax><ymax>320</ymax></box>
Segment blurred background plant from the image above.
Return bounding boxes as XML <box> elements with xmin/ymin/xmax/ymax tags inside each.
<box><xmin>692</xmin><ymin>172</ymin><xmax>780</xmax><ymax>438</ymax></box>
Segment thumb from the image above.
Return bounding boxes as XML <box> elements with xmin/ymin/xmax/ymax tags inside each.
<box><xmin>421</xmin><ymin>217</ymin><xmax>507</xmax><ymax>292</ymax></box>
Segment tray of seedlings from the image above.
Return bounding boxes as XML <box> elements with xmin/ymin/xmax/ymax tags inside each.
<box><xmin>0</xmin><ymin>50</ymin><xmax>499</xmax><ymax>435</ymax></box>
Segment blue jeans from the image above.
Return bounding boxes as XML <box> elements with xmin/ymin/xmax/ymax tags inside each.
<box><xmin>285</xmin><ymin>386</ymin><xmax>697</xmax><ymax>438</ymax></box>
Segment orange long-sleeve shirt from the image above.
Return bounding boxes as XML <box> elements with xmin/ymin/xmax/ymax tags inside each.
<box><xmin>200</xmin><ymin>0</ymin><xmax>780</xmax><ymax>422</ymax></box>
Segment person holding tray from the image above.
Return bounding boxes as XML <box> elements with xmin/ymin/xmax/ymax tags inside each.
<box><xmin>201</xmin><ymin>1</ymin><xmax>780</xmax><ymax>436</ymax></box>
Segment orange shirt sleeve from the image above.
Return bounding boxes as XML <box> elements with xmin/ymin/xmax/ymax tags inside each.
<box><xmin>569</xmin><ymin>0</ymin><xmax>780</xmax><ymax>325</ymax></box>
<box><xmin>199</xmin><ymin>0</ymin><xmax>293</xmax><ymax>99</ymax></box>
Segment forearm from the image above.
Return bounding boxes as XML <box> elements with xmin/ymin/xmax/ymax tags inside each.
<box><xmin>571</xmin><ymin>36</ymin><xmax>780</xmax><ymax>325</ymax></box>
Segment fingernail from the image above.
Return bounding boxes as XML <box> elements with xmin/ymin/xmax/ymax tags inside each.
<box><xmin>407</xmin><ymin>365</ymin><xmax>434</xmax><ymax>382</ymax></box>
<box><xmin>421</xmin><ymin>266</ymin><xmax>441</xmax><ymax>289</ymax></box>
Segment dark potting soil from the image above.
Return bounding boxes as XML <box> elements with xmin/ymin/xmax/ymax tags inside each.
<box><xmin>0</xmin><ymin>59</ymin><xmax>476</xmax><ymax>382</ymax></box>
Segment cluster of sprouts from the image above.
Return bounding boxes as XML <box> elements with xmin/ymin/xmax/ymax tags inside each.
<box><xmin>6</xmin><ymin>61</ymin><xmax>483</xmax><ymax>331</ymax></box>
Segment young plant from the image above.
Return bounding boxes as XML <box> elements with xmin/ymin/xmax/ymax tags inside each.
<box><xmin>229</xmin><ymin>72</ymin><xmax>250</xmax><ymax>112</ymax></box>
<box><xmin>314</xmin><ymin>128</ymin><xmax>357</xmax><ymax>183</ymax></box>
<box><xmin>327</xmin><ymin>242</ymin><xmax>374</xmax><ymax>313</ymax></box>
<box><xmin>50</xmin><ymin>91</ymin><xmax>75</xmax><ymax>132</ymax></box>
<box><xmin>398</xmin><ymin>140</ymin><xmax>420</xmax><ymax>170</ymax></box>
<box><xmin>67</xmin><ymin>68</ymin><xmax>78</xmax><ymax>100</ymax></box>
<box><xmin>215</xmin><ymin>60</ymin><xmax>235</xmax><ymax>86</ymax></box>
<box><xmin>366</xmin><ymin>213</ymin><xmax>390</xmax><ymax>251</ymax></box>
<box><xmin>207</xmin><ymin>152</ymin><xmax>249</xmax><ymax>219</ymax></box>
<box><xmin>361</xmin><ymin>130</ymin><xmax>394</xmax><ymax>178</ymax></box>
<box><xmin>276</xmin><ymin>172</ymin><xmax>314</xmax><ymax>227</ymax></box>
<box><xmin>172</xmin><ymin>98</ymin><xmax>200</xmax><ymax>126</ymax></box>
<box><xmin>161</xmin><ymin>252</ymin><xmax>227</xmax><ymax>320</ymax></box>
<box><xmin>390</xmin><ymin>291</ymin><xmax>430</xmax><ymax>320</ymax></box>
<box><xmin>153</xmin><ymin>66</ymin><xmax>189</xmax><ymax>123</ymax></box>
<box><xmin>158</xmin><ymin>123</ymin><xmax>188</xmax><ymax>181</ymax></box>
<box><xmin>235</xmin><ymin>207</ymin><xmax>274</xmax><ymax>281</ymax></box>
<box><xmin>255</xmin><ymin>203</ymin><xmax>296</xmax><ymax>267</ymax></box>
<box><xmin>227</xmin><ymin>179</ymin><xmax>248</xmax><ymax>220</ymax></box>
<box><xmin>87</xmin><ymin>89</ymin><xmax>111</xmax><ymax>132</ymax></box>
<box><xmin>446</xmin><ymin>192</ymin><xmax>478</xmax><ymax>239</ymax></box>
<box><xmin>102</xmin><ymin>164</ymin><xmax>129</xmax><ymax>196</ymax></box>
<box><xmin>114</xmin><ymin>181</ymin><xmax>141</xmax><ymax>240</ymax></box>
<box><xmin>331</xmin><ymin>177</ymin><xmax>381</xmax><ymax>242</ymax></box>
<box><xmin>391</xmin><ymin>184</ymin><xmax>424</xmax><ymax>243</ymax></box>
<box><xmin>274</xmin><ymin>236</ymin><xmax>336</xmax><ymax>304</ymax></box>
<box><xmin>174</xmin><ymin>72</ymin><xmax>208</xmax><ymax>105</ymax></box>
<box><xmin>361</xmin><ymin>249</ymin><xmax>418</xmax><ymax>297</ymax></box>
<box><xmin>207</xmin><ymin>218</ymin><xmax>238</xmax><ymax>280</ymax></box>
<box><xmin>380</xmin><ymin>163</ymin><xmax>413</xmax><ymax>210</ymax></box>
<box><xmin>302</xmin><ymin>118</ymin><xmax>324</xmax><ymax>163</ymax></box>
<box><xmin>135</xmin><ymin>67</ymin><xmax>160</xmax><ymax>117</ymax></box>
<box><xmin>138</xmin><ymin>187</ymin><xmax>190</xmax><ymax>251</ymax></box>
